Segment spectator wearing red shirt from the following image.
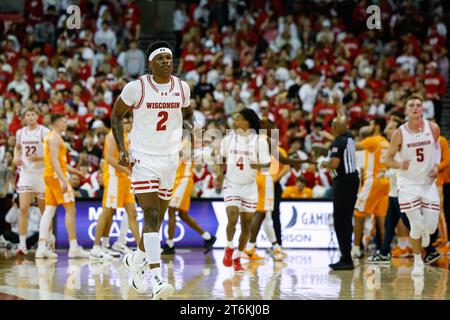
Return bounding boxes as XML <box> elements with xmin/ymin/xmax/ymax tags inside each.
<box><xmin>49</xmin><ymin>91</ymin><xmax>65</xmax><ymax>114</ymax></box>
<box><xmin>423</xmin><ymin>62</ymin><xmax>446</xmax><ymax>124</ymax></box>
<box><xmin>52</xmin><ymin>68</ymin><xmax>72</xmax><ymax>92</ymax></box>
<box><xmin>123</xmin><ymin>0</ymin><xmax>141</xmax><ymax>40</ymax></box>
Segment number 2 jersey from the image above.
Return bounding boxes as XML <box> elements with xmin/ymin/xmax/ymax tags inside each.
<box><xmin>15</xmin><ymin>125</ymin><xmax>50</xmax><ymax>174</ymax></box>
<box><xmin>220</xmin><ymin>131</ymin><xmax>271</xmax><ymax>185</ymax></box>
<box><xmin>398</xmin><ymin>120</ymin><xmax>437</xmax><ymax>186</ymax></box>
<box><xmin>120</xmin><ymin>74</ymin><xmax>191</xmax><ymax>156</ymax></box>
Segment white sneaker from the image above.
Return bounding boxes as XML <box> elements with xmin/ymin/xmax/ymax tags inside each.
<box><xmin>152</xmin><ymin>277</ymin><xmax>174</xmax><ymax>300</ymax></box>
<box><xmin>36</xmin><ymin>246</ymin><xmax>58</xmax><ymax>259</ymax></box>
<box><xmin>421</xmin><ymin>230</ymin><xmax>430</xmax><ymax>248</ymax></box>
<box><xmin>90</xmin><ymin>247</ymin><xmax>113</xmax><ymax>260</ymax></box>
<box><xmin>112</xmin><ymin>242</ymin><xmax>132</xmax><ymax>254</ymax></box>
<box><xmin>69</xmin><ymin>245</ymin><xmax>90</xmax><ymax>259</ymax></box>
<box><xmin>102</xmin><ymin>246</ymin><xmax>121</xmax><ymax>258</ymax></box>
<box><xmin>411</xmin><ymin>262</ymin><xmax>424</xmax><ymax>276</ymax></box>
<box><xmin>123</xmin><ymin>252</ymin><xmax>147</xmax><ymax>293</ymax></box>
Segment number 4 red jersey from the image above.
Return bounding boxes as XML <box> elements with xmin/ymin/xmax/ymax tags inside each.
<box><xmin>120</xmin><ymin>75</ymin><xmax>190</xmax><ymax>156</ymax></box>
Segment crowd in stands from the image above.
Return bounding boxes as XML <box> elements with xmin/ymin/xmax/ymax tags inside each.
<box><xmin>174</xmin><ymin>0</ymin><xmax>449</xmax><ymax>197</ymax></box>
<box><xmin>0</xmin><ymin>0</ymin><xmax>448</xmax><ymax>207</ymax></box>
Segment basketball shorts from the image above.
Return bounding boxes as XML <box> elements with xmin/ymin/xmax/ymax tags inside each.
<box><xmin>256</xmin><ymin>174</ymin><xmax>274</xmax><ymax>212</ymax></box>
<box><xmin>17</xmin><ymin>170</ymin><xmax>45</xmax><ymax>199</ymax></box>
<box><xmin>223</xmin><ymin>179</ymin><xmax>258</xmax><ymax>213</ymax></box>
<box><xmin>169</xmin><ymin>177</ymin><xmax>194</xmax><ymax>212</ymax></box>
<box><xmin>102</xmin><ymin>175</ymin><xmax>135</xmax><ymax>209</ymax></box>
<box><xmin>398</xmin><ymin>183</ymin><xmax>440</xmax><ymax>213</ymax></box>
<box><xmin>44</xmin><ymin>175</ymin><xmax>75</xmax><ymax>206</ymax></box>
<box><xmin>355</xmin><ymin>177</ymin><xmax>389</xmax><ymax>217</ymax></box>
<box><xmin>130</xmin><ymin>150</ymin><xmax>179</xmax><ymax>200</ymax></box>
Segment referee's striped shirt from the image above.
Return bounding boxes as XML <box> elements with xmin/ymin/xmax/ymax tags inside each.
<box><xmin>327</xmin><ymin>131</ymin><xmax>357</xmax><ymax>179</ymax></box>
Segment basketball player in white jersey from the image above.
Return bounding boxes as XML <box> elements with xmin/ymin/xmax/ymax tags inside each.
<box><xmin>385</xmin><ymin>94</ymin><xmax>441</xmax><ymax>276</ymax></box>
<box><xmin>13</xmin><ymin>107</ymin><xmax>50</xmax><ymax>255</ymax></box>
<box><xmin>215</xmin><ymin>108</ymin><xmax>271</xmax><ymax>272</ymax></box>
<box><xmin>111</xmin><ymin>41</ymin><xmax>195</xmax><ymax>300</ymax></box>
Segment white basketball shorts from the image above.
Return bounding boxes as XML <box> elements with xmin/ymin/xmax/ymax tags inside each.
<box><xmin>17</xmin><ymin>171</ymin><xmax>45</xmax><ymax>199</ymax></box>
<box><xmin>130</xmin><ymin>150</ymin><xmax>179</xmax><ymax>200</ymax></box>
<box><xmin>223</xmin><ymin>178</ymin><xmax>258</xmax><ymax>213</ymax></box>
<box><xmin>397</xmin><ymin>183</ymin><xmax>440</xmax><ymax>213</ymax></box>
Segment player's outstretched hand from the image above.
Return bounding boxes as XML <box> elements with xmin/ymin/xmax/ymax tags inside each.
<box><xmin>119</xmin><ymin>150</ymin><xmax>130</xmax><ymax>167</ymax></box>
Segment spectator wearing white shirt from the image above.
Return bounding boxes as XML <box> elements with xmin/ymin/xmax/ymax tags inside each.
<box><xmin>120</xmin><ymin>40</ymin><xmax>145</xmax><ymax>78</ymax></box>
<box><xmin>94</xmin><ymin>21</ymin><xmax>117</xmax><ymax>54</ymax></box>
<box><xmin>368</xmin><ymin>95</ymin><xmax>386</xmax><ymax>117</ymax></box>
<box><xmin>4</xmin><ymin>196</ymin><xmax>41</xmax><ymax>249</ymax></box>
<box><xmin>395</xmin><ymin>46</ymin><xmax>418</xmax><ymax>76</ymax></box>
<box><xmin>7</xmin><ymin>72</ymin><xmax>30</xmax><ymax>104</ymax></box>
<box><xmin>298</xmin><ymin>73</ymin><xmax>322</xmax><ymax>113</ymax></box>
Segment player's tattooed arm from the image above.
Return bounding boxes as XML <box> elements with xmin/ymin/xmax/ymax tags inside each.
<box><xmin>182</xmin><ymin>106</ymin><xmax>196</xmax><ymax>130</ymax></box>
<box><xmin>112</xmin><ymin>97</ymin><xmax>131</xmax><ymax>167</ymax></box>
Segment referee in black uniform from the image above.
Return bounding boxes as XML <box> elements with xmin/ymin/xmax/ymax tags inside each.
<box><xmin>321</xmin><ymin>95</ymin><xmax>359</xmax><ymax>270</ymax></box>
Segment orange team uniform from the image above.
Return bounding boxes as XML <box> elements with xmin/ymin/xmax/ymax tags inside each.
<box><xmin>437</xmin><ymin>136</ymin><xmax>450</xmax><ymax>187</ymax></box>
<box><xmin>43</xmin><ymin>131</ymin><xmax>75</xmax><ymax>206</ymax></box>
<box><xmin>354</xmin><ymin>135</ymin><xmax>390</xmax><ymax>217</ymax></box>
<box><xmin>169</xmin><ymin>160</ymin><xmax>194</xmax><ymax>212</ymax></box>
<box><xmin>282</xmin><ymin>186</ymin><xmax>313</xmax><ymax>199</ymax></box>
<box><xmin>102</xmin><ymin>131</ymin><xmax>135</xmax><ymax>208</ymax></box>
<box><xmin>256</xmin><ymin>146</ymin><xmax>288</xmax><ymax>212</ymax></box>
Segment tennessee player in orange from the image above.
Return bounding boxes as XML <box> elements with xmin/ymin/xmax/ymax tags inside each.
<box><xmin>352</xmin><ymin>118</ymin><xmax>390</xmax><ymax>259</ymax></box>
<box><xmin>90</xmin><ymin>114</ymin><xmax>141</xmax><ymax>259</ymax></box>
<box><xmin>162</xmin><ymin>136</ymin><xmax>216</xmax><ymax>254</ymax></box>
<box><xmin>36</xmin><ymin>114</ymin><xmax>89</xmax><ymax>259</ymax></box>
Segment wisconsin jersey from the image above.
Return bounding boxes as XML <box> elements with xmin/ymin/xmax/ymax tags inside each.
<box><xmin>398</xmin><ymin>120</ymin><xmax>437</xmax><ymax>186</ymax></box>
<box><xmin>220</xmin><ymin>132</ymin><xmax>271</xmax><ymax>185</ymax></box>
<box><xmin>120</xmin><ymin>74</ymin><xmax>190</xmax><ymax>156</ymax></box>
<box><xmin>16</xmin><ymin>125</ymin><xmax>50</xmax><ymax>173</ymax></box>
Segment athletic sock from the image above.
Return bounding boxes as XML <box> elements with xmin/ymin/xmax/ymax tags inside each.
<box><xmin>19</xmin><ymin>235</ymin><xmax>26</xmax><ymax>249</ymax></box>
<box><xmin>93</xmin><ymin>245</ymin><xmax>101</xmax><ymax>251</ymax></box>
<box><xmin>202</xmin><ymin>232</ymin><xmax>211</xmax><ymax>240</ymax></box>
<box><xmin>398</xmin><ymin>237</ymin><xmax>409</xmax><ymax>249</ymax></box>
<box><xmin>247</xmin><ymin>242</ymin><xmax>256</xmax><ymax>251</ymax></box>
<box><xmin>133</xmin><ymin>248</ymin><xmax>147</xmax><ymax>264</ymax></box>
<box><xmin>352</xmin><ymin>245</ymin><xmax>361</xmax><ymax>254</ymax></box>
<box><xmin>143</xmin><ymin>232</ymin><xmax>161</xmax><ymax>265</ymax></box>
<box><xmin>166</xmin><ymin>239</ymin><xmax>174</xmax><ymax>248</ymax></box>
<box><xmin>273</xmin><ymin>243</ymin><xmax>281</xmax><ymax>251</ymax></box>
<box><xmin>118</xmin><ymin>214</ymin><xmax>129</xmax><ymax>244</ymax></box>
<box><xmin>232</xmin><ymin>250</ymin><xmax>242</xmax><ymax>259</ymax></box>
<box><xmin>70</xmin><ymin>239</ymin><xmax>78</xmax><ymax>250</ymax></box>
<box><xmin>38</xmin><ymin>206</ymin><xmax>56</xmax><ymax>241</ymax></box>
<box><xmin>414</xmin><ymin>254</ymin><xmax>423</xmax><ymax>264</ymax></box>
<box><xmin>102</xmin><ymin>237</ymin><xmax>110</xmax><ymax>248</ymax></box>
<box><xmin>227</xmin><ymin>241</ymin><xmax>234</xmax><ymax>249</ymax></box>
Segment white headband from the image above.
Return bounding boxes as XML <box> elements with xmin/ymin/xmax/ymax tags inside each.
<box><xmin>149</xmin><ymin>47</ymin><xmax>172</xmax><ymax>62</ymax></box>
